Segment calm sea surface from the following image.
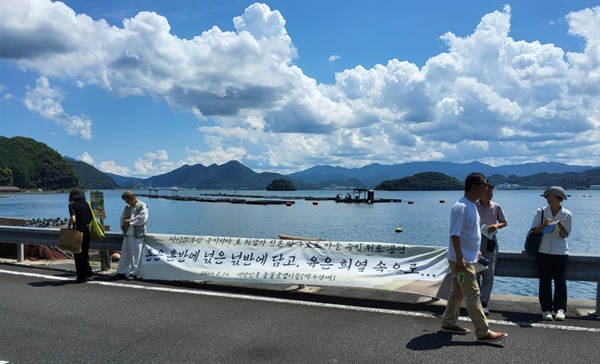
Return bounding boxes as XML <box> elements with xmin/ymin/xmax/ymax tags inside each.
<box><xmin>1</xmin><ymin>189</ymin><xmax>598</xmax><ymax>300</ymax></box>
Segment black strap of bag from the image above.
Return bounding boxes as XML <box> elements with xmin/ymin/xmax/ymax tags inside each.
<box><xmin>524</xmin><ymin>208</ymin><xmax>544</xmax><ymax>255</ymax></box>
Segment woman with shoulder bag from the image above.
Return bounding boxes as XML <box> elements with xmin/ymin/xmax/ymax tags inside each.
<box><xmin>531</xmin><ymin>186</ymin><xmax>572</xmax><ymax>322</ymax></box>
<box><xmin>68</xmin><ymin>187</ymin><xmax>93</xmax><ymax>283</ymax></box>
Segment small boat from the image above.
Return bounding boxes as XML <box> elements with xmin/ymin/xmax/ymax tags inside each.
<box><xmin>335</xmin><ymin>189</ymin><xmax>401</xmax><ymax>203</ymax></box>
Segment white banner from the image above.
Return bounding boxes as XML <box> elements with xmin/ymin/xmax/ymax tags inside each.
<box><xmin>138</xmin><ymin>234</ymin><xmax>453</xmax><ymax>298</ymax></box>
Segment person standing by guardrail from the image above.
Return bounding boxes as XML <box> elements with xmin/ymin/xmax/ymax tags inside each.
<box><xmin>441</xmin><ymin>172</ymin><xmax>508</xmax><ymax>344</ymax></box>
<box><xmin>68</xmin><ymin>187</ymin><xmax>94</xmax><ymax>283</ymax></box>
<box><xmin>115</xmin><ymin>190</ymin><xmax>148</xmax><ymax>281</ymax></box>
<box><xmin>532</xmin><ymin>186</ymin><xmax>572</xmax><ymax>321</ymax></box>
<box><xmin>476</xmin><ymin>184</ymin><xmax>507</xmax><ymax>315</ymax></box>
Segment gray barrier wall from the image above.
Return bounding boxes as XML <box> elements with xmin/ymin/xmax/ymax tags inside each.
<box><xmin>0</xmin><ymin>225</ymin><xmax>598</xmax><ymax>314</ymax></box>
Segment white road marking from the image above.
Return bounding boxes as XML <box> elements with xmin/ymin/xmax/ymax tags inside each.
<box><xmin>2</xmin><ymin>269</ymin><xmax>599</xmax><ymax>333</ymax></box>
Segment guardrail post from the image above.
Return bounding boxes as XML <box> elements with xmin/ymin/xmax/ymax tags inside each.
<box><xmin>100</xmin><ymin>223</ymin><xmax>111</xmax><ymax>271</ymax></box>
<box><xmin>17</xmin><ymin>243</ymin><xmax>24</xmax><ymax>262</ymax></box>
<box><xmin>595</xmin><ymin>281</ymin><xmax>600</xmax><ymax>316</ymax></box>
<box><xmin>100</xmin><ymin>250</ymin><xmax>111</xmax><ymax>271</ymax></box>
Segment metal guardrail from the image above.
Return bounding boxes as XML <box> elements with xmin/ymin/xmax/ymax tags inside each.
<box><xmin>0</xmin><ymin>226</ymin><xmax>598</xmax><ymax>314</ymax></box>
<box><xmin>0</xmin><ymin>226</ymin><xmax>123</xmax><ymax>254</ymax></box>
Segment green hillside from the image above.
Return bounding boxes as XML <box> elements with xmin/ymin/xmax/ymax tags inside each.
<box><xmin>487</xmin><ymin>168</ymin><xmax>600</xmax><ymax>190</ymax></box>
<box><xmin>66</xmin><ymin>158</ymin><xmax>119</xmax><ymax>190</ymax></box>
<box><xmin>139</xmin><ymin>161</ymin><xmax>315</xmax><ymax>190</ymax></box>
<box><xmin>0</xmin><ymin>136</ymin><xmax>79</xmax><ymax>190</ymax></box>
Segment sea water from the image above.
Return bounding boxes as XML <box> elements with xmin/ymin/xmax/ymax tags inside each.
<box><xmin>1</xmin><ymin>189</ymin><xmax>598</xmax><ymax>300</ymax></box>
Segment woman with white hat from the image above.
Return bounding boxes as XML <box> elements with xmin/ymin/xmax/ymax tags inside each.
<box><xmin>530</xmin><ymin>186</ymin><xmax>572</xmax><ymax>321</ymax></box>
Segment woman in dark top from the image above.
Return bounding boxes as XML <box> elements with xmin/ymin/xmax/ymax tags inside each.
<box><xmin>68</xmin><ymin>187</ymin><xmax>93</xmax><ymax>283</ymax></box>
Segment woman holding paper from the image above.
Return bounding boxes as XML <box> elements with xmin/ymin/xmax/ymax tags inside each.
<box><xmin>530</xmin><ymin>186</ymin><xmax>572</xmax><ymax>322</ymax></box>
<box><xmin>116</xmin><ymin>190</ymin><xmax>149</xmax><ymax>281</ymax></box>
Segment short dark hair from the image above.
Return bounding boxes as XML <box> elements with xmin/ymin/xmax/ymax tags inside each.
<box><xmin>122</xmin><ymin>190</ymin><xmax>136</xmax><ymax>200</ymax></box>
<box><xmin>69</xmin><ymin>187</ymin><xmax>86</xmax><ymax>202</ymax></box>
<box><xmin>465</xmin><ymin>172</ymin><xmax>486</xmax><ymax>192</ymax></box>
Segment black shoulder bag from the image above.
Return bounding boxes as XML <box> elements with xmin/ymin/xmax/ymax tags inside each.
<box><xmin>524</xmin><ymin>208</ymin><xmax>544</xmax><ymax>256</ymax></box>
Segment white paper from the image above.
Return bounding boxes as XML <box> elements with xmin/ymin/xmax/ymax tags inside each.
<box><xmin>480</xmin><ymin>224</ymin><xmax>496</xmax><ymax>240</ymax></box>
<box><xmin>475</xmin><ymin>262</ymin><xmax>488</xmax><ymax>273</ymax></box>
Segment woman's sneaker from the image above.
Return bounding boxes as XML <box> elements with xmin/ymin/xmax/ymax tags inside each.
<box><xmin>555</xmin><ymin>309</ymin><xmax>566</xmax><ymax>321</ymax></box>
<box><xmin>542</xmin><ymin>311</ymin><xmax>553</xmax><ymax>321</ymax></box>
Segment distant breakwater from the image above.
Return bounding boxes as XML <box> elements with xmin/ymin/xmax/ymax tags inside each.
<box><xmin>138</xmin><ymin>192</ymin><xmax>402</xmax><ymax>204</ymax></box>
<box><xmin>138</xmin><ymin>193</ymin><xmax>310</xmax><ymax>205</ymax></box>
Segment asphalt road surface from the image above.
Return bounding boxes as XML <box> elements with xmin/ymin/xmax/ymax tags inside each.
<box><xmin>1</xmin><ymin>263</ymin><xmax>599</xmax><ymax>364</ymax></box>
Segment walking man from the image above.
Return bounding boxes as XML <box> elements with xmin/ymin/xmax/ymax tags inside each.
<box><xmin>441</xmin><ymin>172</ymin><xmax>508</xmax><ymax>343</ymax></box>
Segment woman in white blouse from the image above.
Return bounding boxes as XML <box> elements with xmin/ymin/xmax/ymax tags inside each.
<box><xmin>530</xmin><ymin>186</ymin><xmax>572</xmax><ymax>322</ymax></box>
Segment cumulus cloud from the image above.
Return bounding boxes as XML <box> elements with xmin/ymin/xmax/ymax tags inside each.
<box><xmin>23</xmin><ymin>77</ymin><xmax>92</xmax><ymax>140</ymax></box>
<box><xmin>96</xmin><ymin>160</ymin><xmax>130</xmax><ymax>176</ymax></box>
<box><xmin>78</xmin><ymin>152</ymin><xmax>95</xmax><ymax>165</ymax></box>
<box><xmin>184</xmin><ymin>146</ymin><xmax>248</xmax><ymax>166</ymax></box>
<box><xmin>0</xmin><ymin>1</ymin><xmax>598</xmax><ymax>175</ymax></box>
<box><xmin>2</xmin><ymin>93</ymin><xmax>14</xmax><ymax>102</ymax></box>
<box><xmin>133</xmin><ymin>150</ymin><xmax>176</xmax><ymax>176</ymax></box>
<box><xmin>328</xmin><ymin>55</ymin><xmax>341</xmax><ymax>62</ymax></box>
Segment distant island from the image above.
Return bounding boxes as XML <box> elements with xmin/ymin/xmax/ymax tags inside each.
<box><xmin>376</xmin><ymin>172</ymin><xmax>463</xmax><ymax>191</ymax></box>
<box><xmin>266</xmin><ymin>179</ymin><xmax>297</xmax><ymax>191</ymax></box>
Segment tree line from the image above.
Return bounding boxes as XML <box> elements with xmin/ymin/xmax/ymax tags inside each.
<box><xmin>0</xmin><ymin>136</ymin><xmax>117</xmax><ymax>190</ymax></box>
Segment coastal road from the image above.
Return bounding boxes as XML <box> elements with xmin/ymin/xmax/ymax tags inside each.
<box><xmin>1</xmin><ymin>264</ymin><xmax>599</xmax><ymax>363</ymax></box>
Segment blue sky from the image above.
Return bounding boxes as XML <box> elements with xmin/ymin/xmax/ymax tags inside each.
<box><xmin>1</xmin><ymin>0</ymin><xmax>599</xmax><ymax>178</ymax></box>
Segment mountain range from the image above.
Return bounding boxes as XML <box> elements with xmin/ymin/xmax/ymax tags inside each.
<box><xmin>1</xmin><ymin>136</ymin><xmax>597</xmax><ymax>190</ymax></box>
<box><xmin>288</xmin><ymin>161</ymin><xmax>594</xmax><ymax>186</ymax></box>
<box><xmin>113</xmin><ymin>160</ymin><xmax>597</xmax><ymax>190</ymax></box>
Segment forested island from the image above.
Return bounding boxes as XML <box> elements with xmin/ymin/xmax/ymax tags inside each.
<box><xmin>375</xmin><ymin>172</ymin><xmax>463</xmax><ymax>191</ymax></box>
<box><xmin>266</xmin><ymin>179</ymin><xmax>297</xmax><ymax>191</ymax></box>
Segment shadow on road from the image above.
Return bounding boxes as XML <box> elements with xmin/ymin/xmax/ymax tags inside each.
<box><xmin>28</xmin><ymin>280</ymin><xmax>72</xmax><ymax>287</ymax></box>
<box><xmin>406</xmin><ymin>331</ymin><xmax>506</xmax><ymax>349</ymax></box>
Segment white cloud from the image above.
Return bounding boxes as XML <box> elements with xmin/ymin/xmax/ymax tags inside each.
<box><xmin>328</xmin><ymin>55</ymin><xmax>341</xmax><ymax>62</ymax></box>
<box><xmin>78</xmin><ymin>152</ymin><xmax>95</xmax><ymax>165</ymax></box>
<box><xmin>23</xmin><ymin>77</ymin><xmax>92</xmax><ymax>140</ymax></box>
<box><xmin>97</xmin><ymin>160</ymin><xmax>130</xmax><ymax>176</ymax></box>
<box><xmin>133</xmin><ymin>150</ymin><xmax>177</xmax><ymax>176</ymax></box>
<box><xmin>0</xmin><ymin>83</ymin><xmax>10</xmax><ymax>101</ymax></box>
<box><xmin>567</xmin><ymin>6</ymin><xmax>599</xmax><ymax>61</ymax></box>
<box><xmin>184</xmin><ymin>146</ymin><xmax>247</xmax><ymax>166</ymax></box>
<box><xmin>1</xmin><ymin>1</ymin><xmax>599</xmax><ymax>175</ymax></box>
